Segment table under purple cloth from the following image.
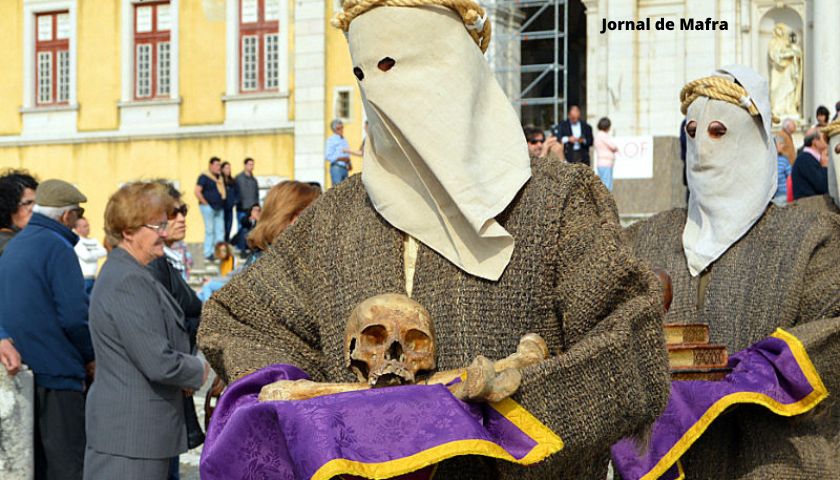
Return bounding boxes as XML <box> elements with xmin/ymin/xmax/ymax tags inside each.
<box><xmin>200</xmin><ymin>364</ymin><xmax>563</xmax><ymax>480</ymax></box>
<box><xmin>611</xmin><ymin>328</ymin><xmax>828</xmax><ymax>480</ymax></box>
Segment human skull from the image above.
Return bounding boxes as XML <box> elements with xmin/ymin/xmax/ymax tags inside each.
<box><xmin>344</xmin><ymin>294</ymin><xmax>436</xmax><ymax>387</ymax></box>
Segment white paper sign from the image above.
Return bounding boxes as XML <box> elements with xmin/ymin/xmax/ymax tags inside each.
<box><xmin>611</xmin><ymin>136</ymin><xmax>654</xmax><ymax>179</ymax></box>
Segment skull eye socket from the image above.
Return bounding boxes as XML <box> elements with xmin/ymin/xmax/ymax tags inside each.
<box><xmin>378</xmin><ymin>57</ymin><xmax>396</xmax><ymax>72</ymax></box>
<box><xmin>707</xmin><ymin>121</ymin><xmax>727</xmax><ymax>139</ymax></box>
<box><xmin>353</xmin><ymin>67</ymin><xmax>364</xmax><ymax>81</ymax></box>
<box><xmin>834</xmin><ymin>143</ymin><xmax>840</xmax><ymax>155</ymax></box>
<box><xmin>361</xmin><ymin>325</ymin><xmax>388</xmax><ymax>345</ymax></box>
<box><xmin>404</xmin><ymin>329</ymin><xmax>432</xmax><ymax>353</ymax></box>
<box><xmin>685</xmin><ymin>120</ymin><xmax>697</xmax><ymax>139</ymax></box>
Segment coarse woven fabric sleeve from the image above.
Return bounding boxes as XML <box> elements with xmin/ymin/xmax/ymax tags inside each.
<box><xmin>502</xmin><ymin>167</ymin><xmax>671</xmax><ymax>475</ymax></box>
<box><xmin>113</xmin><ymin>272</ymin><xmax>205</xmax><ymax>391</ymax></box>
<box><xmin>785</xmin><ymin>211</ymin><xmax>840</xmax><ymax>396</ymax></box>
<box><xmin>199</xmin><ymin>198</ymin><xmax>330</xmax><ymax>384</ymax></box>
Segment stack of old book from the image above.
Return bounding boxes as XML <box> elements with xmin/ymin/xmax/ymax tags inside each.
<box><xmin>665</xmin><ymin>323</ymin><xmax>731</xmax><ymax>381</ymax></box>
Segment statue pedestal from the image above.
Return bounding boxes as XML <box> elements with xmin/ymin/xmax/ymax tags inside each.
<box><xmin>0</xmin><ymin>367</ymin><xmax>34</xmax><ymax>480</ymax></box>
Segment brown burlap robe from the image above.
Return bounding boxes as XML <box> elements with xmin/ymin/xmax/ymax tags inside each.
<box><xmin>792</xmin><ymin>193</ymin><xmax>840</xmax><ymax>215</ymax></box>
<box><xmin>627</xmin><ymin>205</ymin><xmax>840</xmax><ymax>479</ymax></box>
<box><xmin>199</xmin><ymin>160</ymin><xmax>671</xmax><ymax>479</ymax></box>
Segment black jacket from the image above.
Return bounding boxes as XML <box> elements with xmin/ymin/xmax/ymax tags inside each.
<box><xmin>552</xmin><ymin>120</ymin><xmax>594</xmax><ymax>165</ymax></box>
<box><xmin>791</xmin><ymin>151</ymin><xmax>828</xmax><ymax>200</ymax></box>
<box><xmin>148</xmin><ymin>255</ymin><xmax>202</xmax><ymax>352</ymax></box>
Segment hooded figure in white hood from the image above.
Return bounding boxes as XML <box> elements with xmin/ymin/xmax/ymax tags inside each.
<box><xmin>200</xmin><ymin>2</ymin><xmax>671</xmax><ymax>479</ymax></box>
<box><xmin>626</xmin><ymin>66</ymin><xmax>840</xmax><ymax>479</ymax></box>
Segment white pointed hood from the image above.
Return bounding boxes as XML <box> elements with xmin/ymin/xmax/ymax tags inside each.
<box><xmin>348</xmin><ymin>6</ymin><xmax>531</xmax><ymax>281</ymax></box>
<box><xmin>682</xmin><ymin>65</ymin><xmax>777</xmax><ymax>276</ymax></box>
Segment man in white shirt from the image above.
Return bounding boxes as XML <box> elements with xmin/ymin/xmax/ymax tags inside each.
<box><xmin>73</xmin><ymin>217</ymin><xmax>107</xmax><ymax>295</ymax></box>
<box><xmin>551</xmin><ymin>105</ymin><xmax>594</xmax><ymax>165</ymax></box>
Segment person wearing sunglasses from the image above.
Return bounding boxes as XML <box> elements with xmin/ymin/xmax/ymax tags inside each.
<box><xmin>0</xmin><ymin>179</ymin><xmax>92</xmax><ymax>479</ymax></box>
<box><xmin>85</xmin><ymin>182</ymin><xmax>209</xmax><ymax>480</ymax></box>
<box><xmin>523</xmin><ymin>125</ymin><xmax>563</xmax><ymax>162</ymax></box>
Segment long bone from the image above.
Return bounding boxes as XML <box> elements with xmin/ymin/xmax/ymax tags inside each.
<box><xmin>258</xmin><ymin>333</ymin><xmax>549</xmax><ymax>402</ymax></box>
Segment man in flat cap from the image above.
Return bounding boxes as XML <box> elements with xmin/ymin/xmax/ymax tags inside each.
<box><xmin>200</xmin><ymin>2</ymin><xmax>669</xmax><ymax>479</ymax></box>
<box><xmin>0</xmin><ymin>179</ymin><xmax>94</xmax><ymax>480</ymax></box>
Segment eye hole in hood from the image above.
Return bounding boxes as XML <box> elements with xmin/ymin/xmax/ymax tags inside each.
<box><xmin>378</xmin><ymin>57</ymin><xmax>396</xmax><ymax>72</ymax></box>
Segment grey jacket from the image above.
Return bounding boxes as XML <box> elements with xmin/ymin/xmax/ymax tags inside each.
<box><xmin>86</xmin><ymin>247</ymin><xmax>204</xmax><ymax>459</ymax></box>
<box><xmin>235</xmin><ymin>172</ymin><xmax>259</xmax><ymax>211</ymax></box>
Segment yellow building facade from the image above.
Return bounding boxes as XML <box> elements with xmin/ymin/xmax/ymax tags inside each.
<box><xmin>0</xmin><ymin>0</ymin><xmax>364</xmax><ymax>244</ymax></box>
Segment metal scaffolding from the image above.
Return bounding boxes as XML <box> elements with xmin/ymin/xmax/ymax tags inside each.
<box><xmin>491</xmin><ymin>0</ymin><xmax>569</xmax><ymax>127</ymax></box>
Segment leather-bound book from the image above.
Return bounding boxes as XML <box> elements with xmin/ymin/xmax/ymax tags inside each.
<box><xmin>667</xmin><ymin>343</ymin><xmax>729</xmax><ymax>369</ymax></box>
<box><xmin>663</xmin><ymin>323</ymin><xmax>710</xmax><ymax>345</ymax></box>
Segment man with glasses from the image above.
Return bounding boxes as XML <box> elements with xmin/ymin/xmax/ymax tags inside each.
<box><xmin>523</xmin><ymin>125</ymin><xmax>562</xmax><ymax>162</ymax></box>
<box><xmin>0</xmin><ymin>179</ymin><xmax>94</xmax><ymax>480</ymax></box>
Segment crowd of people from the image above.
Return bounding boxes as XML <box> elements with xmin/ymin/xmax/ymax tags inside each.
<box><xmin>194</xmin><ymin>157</ymin><xmax>261</xmax><ymax>261</ymax></box>
<box><xmin>0</xmin><ymin>165</ymin><xmax>324</xmax><ymax>479</ymax></box>
<box><xmin>522</xmin><ymin>105</ymin><xmax>620</xmax><ymax>191</ymax></box>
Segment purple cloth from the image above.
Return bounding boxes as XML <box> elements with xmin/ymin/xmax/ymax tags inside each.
<box><xmin>611</xmin><ymin>332</ymin><xmax>826</xmax><ymax>480</ymax></box>
<box><xmin>201</xmin><ymin>365</ymin><xmax>558</xmax><ymax>480</ymax></box>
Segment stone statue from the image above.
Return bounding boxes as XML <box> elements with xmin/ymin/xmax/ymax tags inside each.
<box><xmin>768</xmin><ymin>23</ymin><xmax>803</xmax><ymax>119</ymax></box>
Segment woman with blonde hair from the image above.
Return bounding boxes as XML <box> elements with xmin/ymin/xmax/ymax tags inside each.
<box><xmin>244</xmin><ymin>181</ymin><xmax>321</xmax><ymax>266</ymax></box>
<box><xmin>85</xmin><ymin>182</ymin><xmax>209</xmax><ymax>480</ymax></box>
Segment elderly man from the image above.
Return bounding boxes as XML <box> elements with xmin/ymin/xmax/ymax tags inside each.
<box><xmin>199</xmin><ymin>3</ymin><xmax>670</xmax><ymax>479</ymax></box>
<box><xmin>0</xmin><ymin>179</ymin><xmax>94</xmax><ymax>480</ymax></box>
<box><xmin>778</xmin><ymin>117</ymin><xmax>797</xmax><ymax>165</ymax></box>
<box><xmin>791</xmin><ymin>126</ymin><xmax>829</xmax><ymax>199</ymax></box>
<box><xmin>325</xmin><ymin>119</ymin><xmax>359</xmax><ymax>186</ymax></box>
<box><xmin>624</xmin><ymin>66</ymin><xmax>840</xmax><ymax>478</ymax></box>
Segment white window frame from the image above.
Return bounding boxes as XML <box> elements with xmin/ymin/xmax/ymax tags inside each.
<box><xmin>22</xmin><ymin>0</ymin><xmax>78</xmax><ymax>110</ymax></box>
<box><xmin>157</xmin><ymin>41</ymin><xmax>171</xmax><ymax>96</ymax></box>
<box><xmin>240</xmin><ymin>34</ymin><xmax>259</xmax><ymax>92</ymax></box>
<box><xmin>120</xmin><ymin>0</ymin><xmax>179</xmax><ymax>103</ymax></box>
<box><xmin>225</xmin><ymin>0</ymin><xmax>289</xmax><ymax>97</ymax></box>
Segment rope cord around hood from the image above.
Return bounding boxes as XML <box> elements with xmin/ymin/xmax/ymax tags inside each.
<box><xmin>332</xmin><ymin>0</ymin><xmax>491</xmax><ymax>53</ymax></box>
<box><xmin>680</xmin><ymin>76</ymin><xmax>761</xmax><ymax>117</ymax></box>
